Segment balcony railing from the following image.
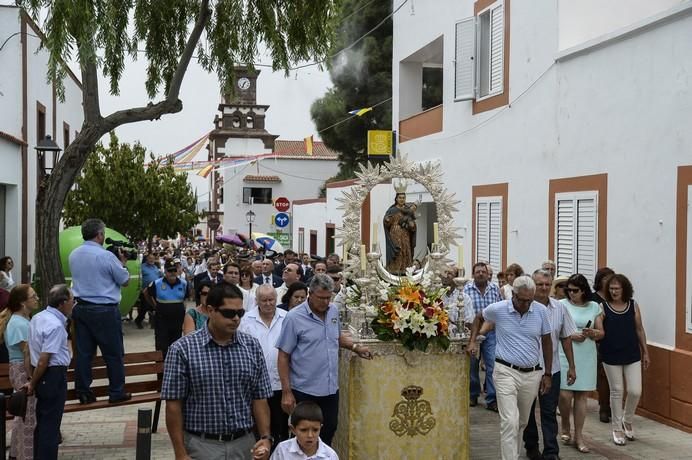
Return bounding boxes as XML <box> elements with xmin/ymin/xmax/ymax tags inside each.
<box><xmin>399</xmin><ymin>104</ymin><xmax>443</xmax><ymax>143</ymax></box>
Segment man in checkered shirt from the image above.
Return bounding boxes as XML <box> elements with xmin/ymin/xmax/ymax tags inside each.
<box><xmin>162</xmin><ymin>283</ymin><xmax>274</xmax><ymax>459</ymax></box>
<box><xmin>463</xmin><ymin>261</ymin><xmax>503</xmax><ymax>412</ymax></box>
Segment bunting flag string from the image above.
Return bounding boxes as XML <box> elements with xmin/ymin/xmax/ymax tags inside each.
<box><xmin>348</xmin><ymin>107</ymin><xmax>373</xmax><ymax>116</ymax></box>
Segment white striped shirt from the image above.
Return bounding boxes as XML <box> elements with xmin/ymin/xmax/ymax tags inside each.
<box><xmin>541</xmin><ymin>298</ymin><xmax>577</xmax><ymax>374</ymax></box>
<box><xmin>483</xmin><ymin>299</ymin><xmax>551</xmax><ymax>368</ymax></box>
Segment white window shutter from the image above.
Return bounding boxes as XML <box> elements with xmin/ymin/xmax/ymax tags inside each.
<box><xmin>488</xmin><ymin>4</ymin><xmax>504</xmax><ymax>95</ymax></box>
<box><xmin>476</xmin><ymin>201</ymin><xmax>489</xmax><ymax>263</ymax></box>
<box><xmin>576</xmin><ymin>198</ymin><xmax>597</xmax><ymax>281</ymax></box>
<box><xmin>455</xmin><ymin>17</ymin><xmax>476</xmax><ymax>101</ymax></box>
<box><xmin>489</xmin><ymin>200</ymin><xmax>502</xmax><ymax>272</ymax></box>
<box><xmin>556</xmin><ymin>199</ymin><xmax>574</xmax><ymax>277</ymax></box>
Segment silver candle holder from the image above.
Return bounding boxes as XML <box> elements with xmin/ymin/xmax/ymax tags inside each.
<box><xmin>452</xmin><ymin>276</ymin><xmax>470</xmax><ymax>338</ymax></box>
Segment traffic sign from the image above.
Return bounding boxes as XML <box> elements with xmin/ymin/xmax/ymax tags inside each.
<box><xmin>275</xmin><ymin>213</ymin><xmax>290</xmax><ymax>228</ymax></box>
<box><xmin>274</xmin><ymin>197</ymin><xmax>290</xmax><ymax>212</ymax></box>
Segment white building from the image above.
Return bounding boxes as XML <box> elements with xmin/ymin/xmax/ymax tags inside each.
<box><xmin>386</xmin><ymin>0</ymin><xmax>692</xmax><ymax>430</ymax></box>
<box><xmin>213</xmin><ymin>67</ymin><xmax>339</xmax><ymax>247</ymax></box>
<box><xmin>0</xmin><ymin>6</ymin><xmax>83</xmax><ymax>283</ymax></box>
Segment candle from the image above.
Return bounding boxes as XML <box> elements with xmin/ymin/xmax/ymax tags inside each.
<box><xmin>458</xmin><ymin>244</ymin><xmax>464</xmax><ymax>268</ymax></box>
<box><xmin>360</xmin><ymin>244</ymin><xmax>367</xmax><ymax>271</ymax></box>
<box><xmin>433</xmin><ymin>222</ymin><xmax>439</xmax><ymax>244</ymax></box>
<box><xmin>372</xmin><ymin>221</ymin><xmax>378</xmax><ymax>250</ymax></box>
<box><xmin>344</xmin><ymin>244</ymin><xmax>349</xmax><ymax>262</ymax></box>
<box><xmin>342</xmin><ymin>242</ymin><xmax>346</xmax><ymax>262</ymax></box>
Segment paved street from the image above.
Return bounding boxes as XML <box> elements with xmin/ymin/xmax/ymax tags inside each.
<box><xmin>35</xmin><ymin>320</ymin><xmax>692</xmax><ymax>459</ymax></box>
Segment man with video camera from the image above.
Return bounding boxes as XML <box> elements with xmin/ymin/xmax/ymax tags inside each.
<box><xmin>69</xmin><ymin>218</ymin><xmax>132</xmax><ymax>405</ymax></box>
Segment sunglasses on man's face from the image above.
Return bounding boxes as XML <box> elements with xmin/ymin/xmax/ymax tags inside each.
<box><xmin>216</xmin><ymin>308</ymin><xmax>245</xmax><ymax>319</ymax></box>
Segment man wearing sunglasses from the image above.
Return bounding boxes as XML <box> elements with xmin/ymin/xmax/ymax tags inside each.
<box><xmin>163</xmin><ymin>283</ymin><xmax>274</xmax><ymax>460</ymax></box>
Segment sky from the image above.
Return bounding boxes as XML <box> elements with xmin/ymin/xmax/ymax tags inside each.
<box><xmin>96</xmin><ymin>54</ymin><xmax>333</xmax><ymax>196</ymax></box>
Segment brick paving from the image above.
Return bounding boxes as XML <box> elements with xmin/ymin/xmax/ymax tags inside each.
<box><xmin>22</xmin><ymin>319</ymin><xmax>692</xmax><ymax>459</ymax></box>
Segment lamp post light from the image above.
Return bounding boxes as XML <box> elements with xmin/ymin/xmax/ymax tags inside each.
<box><xmin>245</xmin><ymin>210</ymin><xmax>256</xmax><ymax>247</ymax></box>
<box><xmin>35</xmin><ymin>135</ymin><xmax>62</xmax><ymax>178</ymax></box>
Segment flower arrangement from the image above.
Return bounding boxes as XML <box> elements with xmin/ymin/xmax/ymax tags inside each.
<box><xmin>369</xmin><ymin>274</ymin><xmax>451</xmax><ymax>352</ymax></box>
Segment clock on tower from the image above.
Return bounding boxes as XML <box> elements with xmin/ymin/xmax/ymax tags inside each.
<box><xmin>238</xmin><ymin>77</ymin><xmax>251</xmax><ymax>90</ymax></box>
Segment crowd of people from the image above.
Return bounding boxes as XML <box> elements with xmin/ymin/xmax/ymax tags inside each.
<box><xmin>467</xmin><ymin>260</ymin><xmax>649</xmax><ymax>460</ymax></box>
<box><xmin>0</xmin><ymin>218</ymin><xmax>650</xmax><ymax>460</ymax></box>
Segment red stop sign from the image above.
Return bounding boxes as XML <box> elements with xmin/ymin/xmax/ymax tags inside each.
<box><xmin>274</xmin><ymin>197</ymin><xmax>290</xmax><ymax>212</ymax></box>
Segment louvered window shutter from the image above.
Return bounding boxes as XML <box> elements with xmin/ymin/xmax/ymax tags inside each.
<box><xmin>476</xmin><ymin>201</ymin><xmax>490</xmax><ymax>264</ymax></box>
<box><xmin>455</xmin><ymin>17</ymin><xmax>476</xmax><ymax>101</ymax></box>
<box><xmin>555</xmin><ymin>193</ymin><xmax>598</xmax><ymax>282</ymax></box>
<box><xmin>475</xmin><ymin>197</ymin><xmax>503</xmax><ymax>272</ymax></box>
<box><xmin>488</xmin><ymin>3</ymin><xmax>504</xmax><ymax>95</ymax></box>
<box><xmin>489</xmin><ymin>200</ymin><xmax>502</xmax><ymax>272</ymax></box>
<box><xmin>556</xmin><ymin>199</ymin><xmax>575</xmax><ymax>277</ymax></box>
<box><xmin>576</xmin><ymin>198</ymin><xmax>597</xmax><ymax>281</ymax></box>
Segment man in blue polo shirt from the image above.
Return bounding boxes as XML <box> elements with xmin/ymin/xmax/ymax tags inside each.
<box><xmin>135</xmin><ymin>252</ymin><xmax>161</xmax><ymax>329</ymax></box>
<box><xmin>469</xmin><ymin>275</ymin><xmax>553</xmax><ymax>460</ymax></box>
<box><xmin>276</xmin><ymin>274</ymin><xmax>372</xmax><ymax>446</ymax></box>
<box><xmin>69</xmin><ymin>218</ymin><xmax>131</xmax><ymax>405</ymax></box>
<box><xmin>144</xmin><ymin>259</ymin><xmax>187</xmax><ymax>359</ymax></box>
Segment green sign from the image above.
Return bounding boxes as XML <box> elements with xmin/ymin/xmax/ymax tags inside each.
<box><xmin>270</xmin><ymin>232</ymin><xmax>291</xmax><ymax>249</ymax></box>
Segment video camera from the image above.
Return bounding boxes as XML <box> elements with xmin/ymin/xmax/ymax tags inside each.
<box><xmin>105</xmin><ymin>237</ymin><xmax>138</xmax><ymax>261</ymax></box>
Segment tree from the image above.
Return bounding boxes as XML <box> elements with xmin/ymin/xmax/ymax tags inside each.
<box><xmin>22</xmin><ymin>0</ymin><xmax>342</xmax><ymax>293</ymax></box>
<box><xmin>63</xmin><ymin>133</ymin><xmax>198</xmax><ymax>243</ymax></box>
<box><xmin>311</xmin><ymin>0</ymin><xmax>392</xmax><ymax>178</ymax></box>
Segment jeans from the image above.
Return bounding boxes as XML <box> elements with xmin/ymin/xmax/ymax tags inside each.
<box><xmin>73</xmin><ymin>302</ymin><xmax>126</xmax><ymax>399</ymax></box>
<box><xmin>293</xmin><ymin>389</ymin><xmax>339</xmax><ymax>446</ymax></box>
<box><xmin>470</xmin><ymin>330</ymin><xmax>496</xmax><ymax>404</ymax></box>
<box><xmin>34</xmin><ymin>366</ymin><xmax>67</xmax><ymax>460</ymax></box>
<box><xmin>523</xmin><ymin>371</ymin><xmax>561</xmax><ymax>457</ymax></box>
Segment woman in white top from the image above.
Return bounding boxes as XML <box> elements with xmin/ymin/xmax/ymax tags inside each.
<box><xmin>501</xmin><ymin>263</ymin><xmax>524</xmax><ymax>300</ymax></box>
<box><xmin>0</xmin><ymin>257</ymin><xmax>15</xmax><ymax>291</ymax></box>
<box><xmin>1</xmin><ymin>284</ymin><xmax>40</xmax><ymax>459</ymax></box>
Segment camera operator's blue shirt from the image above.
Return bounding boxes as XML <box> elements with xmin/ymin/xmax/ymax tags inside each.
<box><xmin>69</xmin><ymin>241</ymin><xmax>130</xmax><ymax>304</ymax></box>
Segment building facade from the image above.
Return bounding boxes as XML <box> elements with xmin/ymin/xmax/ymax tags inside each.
<box><xmin>389</xmin><ymin>0</ymin><xmax>692</xmax><ymax>430</ymax></box>
<box><xmin>0</xmin><ymin>6</ymin><xmax>83</xmax><ymax>283</ymax></box>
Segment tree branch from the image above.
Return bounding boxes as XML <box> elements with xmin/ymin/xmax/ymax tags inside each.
<box><xmin>81</xmin><ymin>50</ymin><xmax>102</xmax><ymax>123</ymax></box>
<box><xmin>101</xmin><ymin>0</ymin><xmax>210</xmax><ymax>130</ymax></box>
<box><xmin>166</xmin><ymin>0</ymin><xmax>210</xmax><ymax>105</ymax></box>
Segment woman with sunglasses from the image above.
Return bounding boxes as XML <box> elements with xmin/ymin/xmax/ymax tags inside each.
<box><xmin>558</xmin><ymin>274</ymin><xmax>604</xmax><ymax>453</ymax></box>
<box><xmin>0</xmin><ymin>284</ymin><xmax>40</xmax><ymax>459</ymax></box>
<box><xmin>238</xmin><ymin>265</ymin><xmax>259</xmax><ymax>296</ymax></box>
<box><xmin>599</xmin><ymin>274</ymin><xmax>649</xmax><ymax>446</ymax></box>
<box><xmin>183</xmin><ymin>280</ymin><xmax>212</xmax><ymax>335</ymax></box>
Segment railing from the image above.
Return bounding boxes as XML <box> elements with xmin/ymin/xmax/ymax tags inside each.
<box><xmin>399</xmin><ymin>104</ymin><xmax>443</xmax><ymax>142</ymax></box>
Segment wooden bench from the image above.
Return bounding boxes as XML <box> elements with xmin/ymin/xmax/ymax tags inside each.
<box><xmin>0</xmin><ymin>351</ymin><xmax>164</xmax><ymax>448</ymax></box>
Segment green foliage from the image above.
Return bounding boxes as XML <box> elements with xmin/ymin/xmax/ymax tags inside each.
<box><xmin>311</xmin><ymin>0</ymin><xmax>392</xmax><ymax>177</ymax></box>
<box><xmin>63</xmin><ymin>133</ymin><xmax>198</xmax><ymax>241</ymax></box>
<box><xmin>20</xmin><ymin>0</ymin><xmax>342</xmax><ymax>99</ymax></box>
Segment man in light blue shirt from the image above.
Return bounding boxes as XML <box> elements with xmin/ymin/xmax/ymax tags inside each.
<box><xmin>135</xmin><ymin>252</ymin><xmax>161</xmax><ymax>328</ymax></box>
<box><xmin>27</xmin><ymin>284</ymin><xmax>74</xmax><ymax>459</ymax></box>
<box><xmin>470</xmin><ymin>275</ymin><xmax>553</xmax><ymax>460</ymax></box>
<box><xmin>276</xmin><ymin>274</ymin><xmax>372</xmax><ymax>446</ymax></box>
<box><xmin>69</xmin><ymin>218</ymin><xmax>131</xmax><ymax>405</ymax></box>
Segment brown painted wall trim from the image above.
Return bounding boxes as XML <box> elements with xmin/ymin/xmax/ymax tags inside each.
<box><xmin>471</xmin><ymin>183</ymin><xmax>508</xmax><ymax>271</ymax></box>
<box><xmin>399</xmin><ymin>105</ymin><xmax>443</xmax><ymax>143</ymax></box>
<box><xmin>473</xmin><ymin>0</ymin><xmax>511</xmax><ymax>115</ymax></box>
<box><xmin>21</xmin><ymin>15</ymin><xmax>29</xmax><ymax>283</ymax></box>
<box><xmin>362</xmin><ymin>192</ymin><xmax>371</xmax><ymax>250</ymax></box>
<box><xmin>326</xmin><ymin>178</ymin><xmax>358</xmax><ymax>189</ymax></box>
<box><xmin>548</xmin><ymin>173</ymin><xmax>608</xmax><ymax>270</ymax></box>
<box><xmin>0</xmin><ymin>131</ymin><xmax>27</xmax><ymax>146</ymax></box>
<box><xmin>293</xmin><ymin>198</ymin><xmax>326</xmax><ymax>205</ymax></box>
<box><xmin>676</xmin><ymin>166</ymin><xmax>692</xmax><ymax>351</ymax></box>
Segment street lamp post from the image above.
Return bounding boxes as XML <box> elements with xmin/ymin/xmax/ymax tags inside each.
<box><xmin>245</xmin><ymin>210</ymin><xmax>255</xmax><ymax>248</ymax></box>
<box><xmin>35</xmin><ymin>135</ymin><xmax>62</xmax><ymax>178</ymax></box>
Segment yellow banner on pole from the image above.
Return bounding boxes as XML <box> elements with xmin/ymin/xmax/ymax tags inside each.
<box><xmin>367</xmin><ymin>130</ymin><xmax>393</xmax><ymax>157</ymax></box>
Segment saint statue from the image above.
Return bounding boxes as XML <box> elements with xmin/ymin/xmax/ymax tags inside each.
<box><xmin>384</xmin><ymin>182</ymin><xmax>416</xmax><ymax>274</ymax></box>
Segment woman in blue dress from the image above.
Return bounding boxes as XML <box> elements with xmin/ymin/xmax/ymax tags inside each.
<box><xmin>558</xmin><ymin>274</ymin><xmax>604</xmax><ymax>454</ymax></box>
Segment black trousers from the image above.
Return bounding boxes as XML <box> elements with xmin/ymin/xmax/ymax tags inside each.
<box><xmin>154</xmin><ymin>307</ymin><xmax>184</xmax><ymax>359</ymax></box>
<box><xmin>293</xmin><ymin>389</ymin><xmax>339</xmax><ymax>446</ymax></box>
<box><xmin>268</xmin><ymin>390</ymin><xmax>289</xmax><ymax>451</ymax></box>
<box><xmin>34</xmin><ymin>366</ymin><xmax>68</xmax><ymax>460</ymax></box>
